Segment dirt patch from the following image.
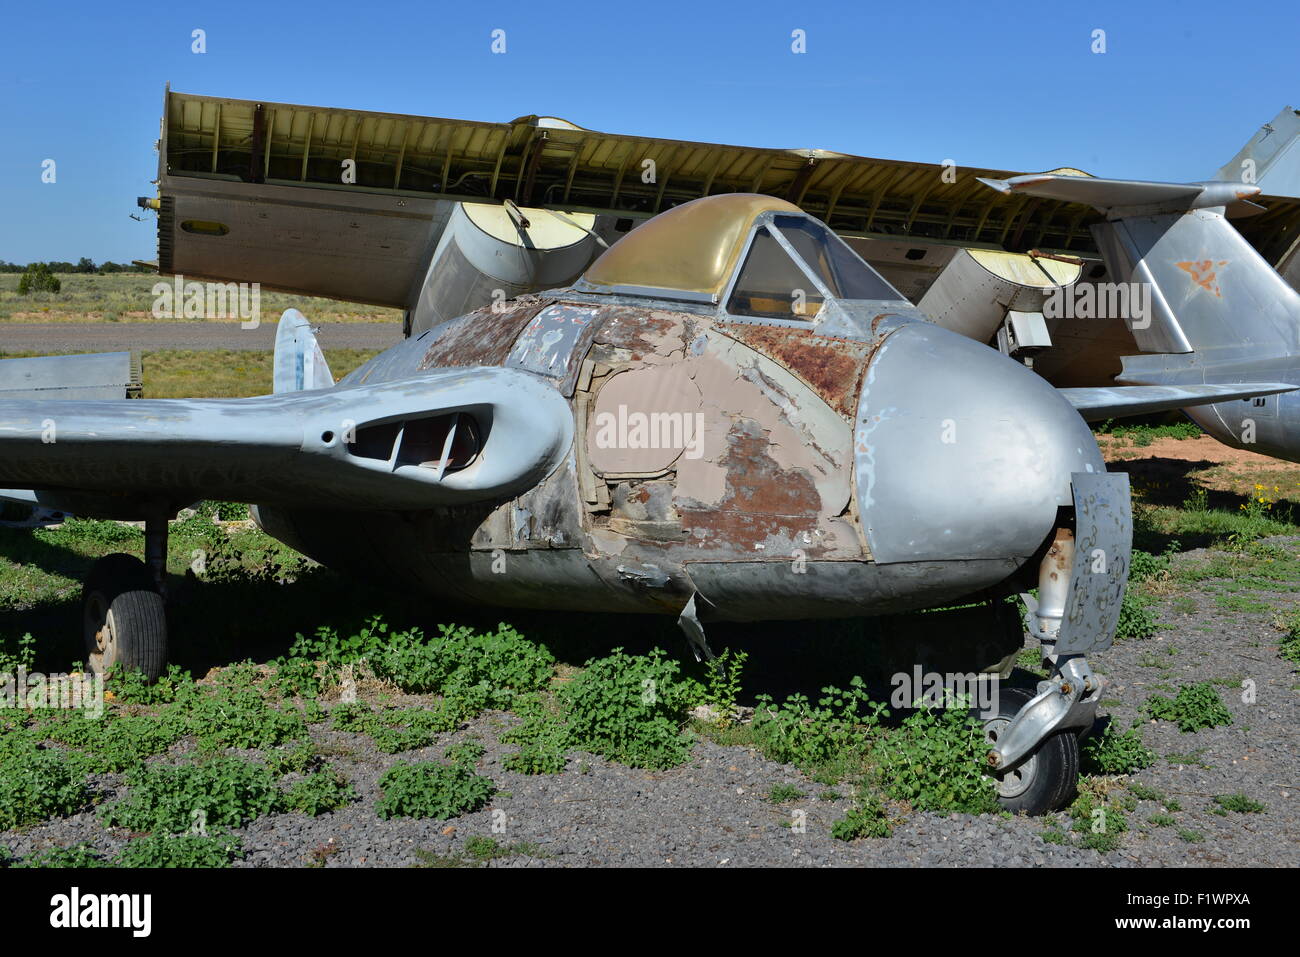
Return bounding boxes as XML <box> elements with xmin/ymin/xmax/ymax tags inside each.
<box><xmin>1102</xmin><ymin>435</ymin><xmax>1300</xmax><ymax>503</ymax></box>
<box><xmin>1100</xmin><ymin>435</ymin><xmax>1292</xmax><ymax>471</ymax></box>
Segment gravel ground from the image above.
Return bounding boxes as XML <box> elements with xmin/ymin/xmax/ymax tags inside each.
<box><xmin>4</xmin><ymin>543</ymin><xmax>1298</xmax><ymax>868</ymax></box>
<box><xmin>0</xmin><ymin>321</ymin><xmax>399</xmax><ymax>353</ymax></box>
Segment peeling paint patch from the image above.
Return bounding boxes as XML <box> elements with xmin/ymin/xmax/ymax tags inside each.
<box><xmin>588</xmin><ymin>526</ymin><xmax>629</xmax><ymax>556</ymax></box>
<box><xmin>716</xmin><ymin>323</ymin><xmax>873</xmax><ymax>418</ymax></box>
<box><xmin>682</xmin><ymin>337</ymin><xmax>851</xmax><ymax>517</ymax></box>
<box><xmin>587</xmin><ymin>363</ymin><xmax>703</xmax><ymax>475</ymax></box>
<box><xmin>419</xmin><ymin>301</ymin><xmax>549</xmax><ymax>369</ymax></box>
<box><xmin>1175</xmin><ymin>259</ymin><xmax>1228</xmax><ymax>298</ymax></box>
<box><xmin>594</xmin><ymin>306</ymin><xmax>690</xmax><ymax>361</ymax></box>
<box><xmin>507</xmin><ymin>303</ymin><xmax>601</xmax><ymax>389</ymax></box>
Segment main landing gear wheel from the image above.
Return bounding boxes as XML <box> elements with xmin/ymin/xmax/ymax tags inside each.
<box><xmin>82</xmin><ymin>553</ymin><xmax>168</xmax><ymax>681</ymax></box>
<box><xmin>982</xmin><ymin>686</ymin><xmax>1079</xmax><ymax>815</ymax></box>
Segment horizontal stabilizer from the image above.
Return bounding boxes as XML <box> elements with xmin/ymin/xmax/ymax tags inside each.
<box><xmin>0</xmin><ymin>367</ymin><xmax>573</xmax><ymax>516</ymax></box>
<box><xmin>1060</xmin><ymin>383</ymin><xmax>1297</xmax><ymax>422</ymax></box>
<box><xmin>978</xmin><ymin>174</ymin><xmax>1262</xmax><ymax>215</ymax></box>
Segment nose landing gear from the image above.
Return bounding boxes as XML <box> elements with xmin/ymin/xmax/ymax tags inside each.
<box><xmin>980</xmin><ymin>471</ymin><xmax>1131</xmax><ymax>815</ymax></box>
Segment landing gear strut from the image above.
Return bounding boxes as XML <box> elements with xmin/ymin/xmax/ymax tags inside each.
<box><xmin>81</xmin><ymin>513</ymin><xmax>169</xmax><ymax>680</ymax></box>
<box><xmin>979</xmin><ymin>473</ymin><xmax>1130</xmax><ymax>815</ymax></box>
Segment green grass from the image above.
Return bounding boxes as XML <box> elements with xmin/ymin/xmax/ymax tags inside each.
<box><xmin>767</xmin><ymin>783</ymin><xmax>804</xmax><ymax>804</ymax></box>
<box><xmin>1215</xmin><ymin>593</ymin><xmax>1272</xmax><ymax>613</ymax></box>
<box><xmin>1082</xmin><ymin>722</ymin><xmax>1155</xmax><ymax>774</ymax></box>
<box><xmin>0</xmin><ymin>750</ymin><xmax>89</xmax><ymax>830</ymax></box>
<box><xmin>831</xmin><ymin>793</ymin><xmax>892</xmax><ymax>840</ymax></box>
<box><xmin>1066</xmin><ymin>787</ymin><xmax>1130</xmax><ymax>853</ymax></box>
<box><xmin>0</xmin><ymin>507</ymin><xmax>415</xmax><ymax>670</ymax></box>
<box><xmin>558</xmin><ymin>648</ymin><xmax>702</xmax><ymax>770</ymax></box>
<box><xmin>141</xmin><ymin>349</ymin><xmax>380</xmax><ymax>397</ymax></box>
<box><xmin>412</xmin><ymin>837</ymin><xmax>546</xmax><ymax>868</ymax></box>
<box><xmin>3</xmin><ymin>493</ymin><xmax>1296</xmax><ymax>860</ymax></box>
<box><xmin>0</xmin><ymin>272</ymin><xmax>401</xmax><ymax>324</ymax></box>
<box><xmin>1115</xmin><ymin>545</ymin><xmax>1178</xmax><ymax>641</ymax></box>
<box><xmin>1279</xmin><ymin>611</ymin><xmax>1300</xmax><ymax>665</ymax></box>
<box><xmin>1126</xmin><ymin>782</ymin><xmax>1165</xmax><ymax>803</ymax></box>
<box><xmin>0</xmin><ymin>348</ymin><xmax>380</xmax><ymax>398</ymax></box>
<box><xmin>1144</xmin><ymin>682</ymin><xmax>1234</xmax><ymax>733</ymax></box>
<box><xmin>1095</xmin><ymin>421</ymin><xmax>1203</xmax><ymax>445</ymax></box>
<box><xmin>115</xmin><ymin>832</ymin><xmax>244</xmax><ymax>868</ymax></box>
<box><xmin>100</xmin><ymin>757</ymin><xmax>284</xmax><ymax>833</ymax></box>
<box><xmin>374</xmin><ymin>761</ymin><xmax>495</xmax><ymax>820</ymax></box>
<box><xmin>1134</xmin><ymin>500</ymin><xmax>1300</xmax><ymax>552</ymax></box>
<box><xmin>1164</xmin><ymin>748</ymin><xmax>1211</xmax><ymax>768</ymax></box>
<box><xmin>1212</xmin><ymin>793</ymin><xmax>1266</xmax><ymax>814</ymax></box>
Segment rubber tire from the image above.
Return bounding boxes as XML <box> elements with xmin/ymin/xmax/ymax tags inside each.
<box><xmin>82</xmin><ymin>553</ymin><xmax>168</xmax><ymax>681</ymax></box>
<box><xmin>983</xmin><ymin>686</ymin><xmax>1079</xmax><ymax>816</ymax></box>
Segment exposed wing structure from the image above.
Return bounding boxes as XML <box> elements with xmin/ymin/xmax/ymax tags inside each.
<box><xmin>1059</xmin><ymin>383</ymin><xmax>1297</xmax><ymax>422</ymax></box>
<box><xmin>0</xmin><ymin>352</ymin><xmax>141</xmax><ymax>400</ymax></box>
<box><xmin>0</xmin><ymin>368</ymin><xmax>572</xmax><ymax>516</ymax></box>
<box><xmin>152</xmin><ymin>89</ymin><xmax>1300</xmax><ymax>311</ymax></box>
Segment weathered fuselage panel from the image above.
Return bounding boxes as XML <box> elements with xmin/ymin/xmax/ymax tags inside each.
<box><xmin>256</xmin><ymin>292</ymin><xmax>1085</xmax><ymax>621</ymax></box>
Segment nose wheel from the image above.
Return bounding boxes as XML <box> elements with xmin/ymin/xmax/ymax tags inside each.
<box><xmin>80</xmin><ymin>513</ymin><xmax>171</xmax><ymax>681</ymax></box>
<box><xmin>982</xmin><ymin>686</ymin><xmax>1079</xmax><ymax>815</ymax></box>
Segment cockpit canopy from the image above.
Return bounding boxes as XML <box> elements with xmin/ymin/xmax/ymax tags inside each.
<box><xmin>574</xmin><ymin>193</ymin><xmax>906</xmax><ymax>323</ymax></box>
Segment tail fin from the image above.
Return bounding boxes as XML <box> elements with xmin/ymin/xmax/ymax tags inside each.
<box><xmin>1093</xmin><ymin>206</ymin><xmax>1300</xmax><ymax>367</ymax></box>
<box><xmin>1212</xmin><ymin>107</ymin><xmax>1300</xmax><ymax>201</ymax></box>
<box><xmin>273</xmin><ymin>309</ymin><xmax>334</xmax><ymax>394</ymax></box>
<box><xmin>979</xmin><ymin>173</ymin><xmax>1300</xmax><ymax>377</ymax></box>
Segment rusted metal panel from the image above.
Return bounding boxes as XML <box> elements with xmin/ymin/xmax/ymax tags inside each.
<box><xmin>714</xmin><ymin>322</ymin><xmax>874</xmax><ymax>418</ymax></box>
<box><xmin>417</xmin><ymin>299</ymin><xmax>549</xmax><ymax>370</ymax></box>
<box><xmin>677</xmin><ymin>418</ymin><xmax>823</xmax><ymax>552</ymax></box>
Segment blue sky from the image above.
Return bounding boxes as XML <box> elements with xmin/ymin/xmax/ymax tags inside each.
<box><xmin>2</xmin><ymin>0</ymin><xmax>1298</xmax><ymax>263</ymax></box>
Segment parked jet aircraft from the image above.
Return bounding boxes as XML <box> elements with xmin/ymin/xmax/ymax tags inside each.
<box><xmin>0</xmin><ymin>192</ymin><xmax>1289</xmax><ymax>814</ymax></box>
<box><xmin>977</xmin><ymin>170</ymin><xmax>1300</xmax><ymax>463</ymax></box>
<box><xmin>2</xmin><ymin>91</ymin><xmax>1297</xmax><ymax>814</ymax></box>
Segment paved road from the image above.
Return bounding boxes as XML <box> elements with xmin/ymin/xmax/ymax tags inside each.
<box><xmin>0</xmin><ymin>321</ymin><xmax>401</xmax><ymax>353</ymax></box>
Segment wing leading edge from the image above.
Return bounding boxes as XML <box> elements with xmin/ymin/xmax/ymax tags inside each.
<box><xmin>1059</xmin><ymin>383</ymin><xmax>1297</xmax><ymax>422</ymax></box>
<box><xmin>0</xmin><ymin>367</ymin><xmax>573</xmax><ymax>517</ymax></box>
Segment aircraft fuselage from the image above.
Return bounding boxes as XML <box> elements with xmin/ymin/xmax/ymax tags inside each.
<box><xmin>253</xmin><ymin>291</ymin><xmax>1106</xmax><ymax>624</ymax></box>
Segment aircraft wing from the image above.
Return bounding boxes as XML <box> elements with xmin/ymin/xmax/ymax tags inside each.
<box><xmin>151</xmin><ymin>89</ymin><xmax>1300</xmax><ymax>311</ymax></box>
<box><xmin>0</xmin><ymin>367</ymin><xmax>573</xmax><ymax>518</ymax></box>
<box><xmin>1058</xmin><ymin>383</ymin><xmax>1298</xmax><ymax>422</ymax></box>
<box><xmin>976</xmin><ymin>173</ymin><xmax>1267</xmax><ymax>217</ymax></box>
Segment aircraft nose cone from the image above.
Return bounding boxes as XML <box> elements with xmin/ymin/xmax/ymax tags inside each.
<box><xmin>854</xmin><ymin>320</ymin><xmax>1104</xmax><ymax>564</ymax></box>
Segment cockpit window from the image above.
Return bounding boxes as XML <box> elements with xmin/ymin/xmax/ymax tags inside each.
<box><xmin>771</xmin><ymin>215</ymin><xmax>904</xmax><ymax>302</ymax></box>
<box><xmin>725</xmin><ymin>215</ymin><xmax>905</xmax><ymax>322</ymax></box>
<box><xmin>725</xmin><ymin>227</ymin><xmax>826</xmax><ymax>320</ymax></box>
